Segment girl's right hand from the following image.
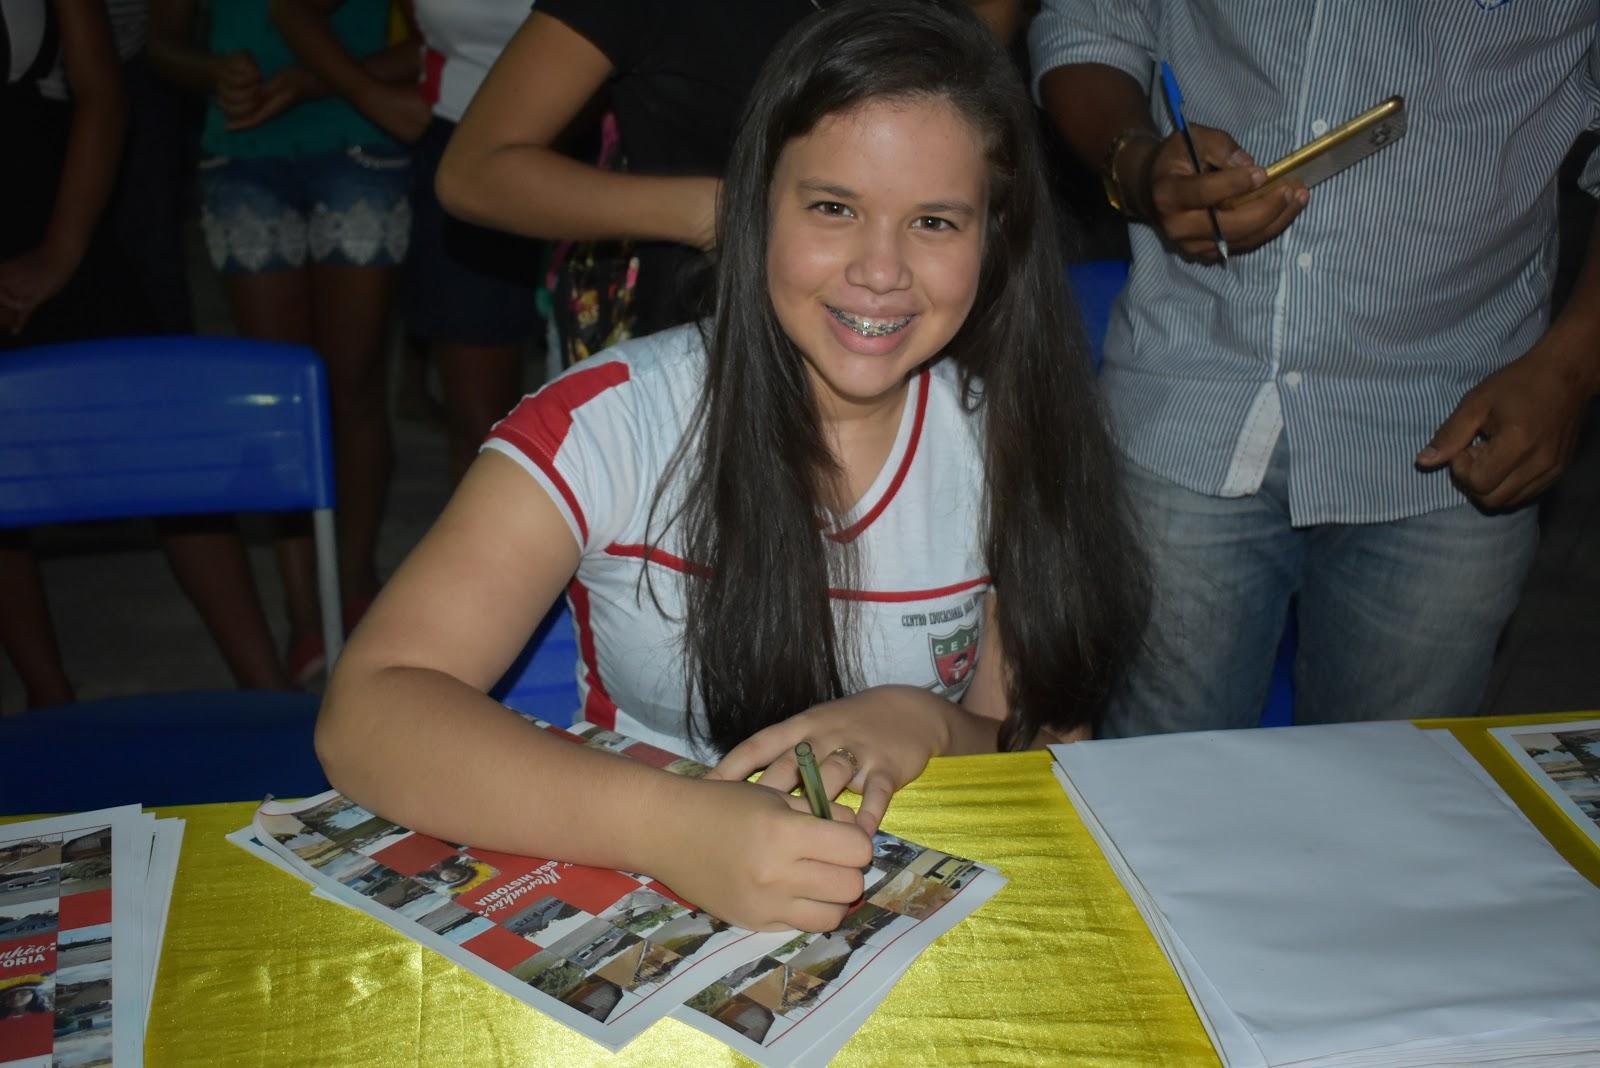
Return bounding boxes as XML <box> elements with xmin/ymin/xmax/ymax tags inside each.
<box><xmin>648</xmin><ymin>779</ymin><xmax>872</xmax><ymax>933</ymax></box>
<box><xmin>212</xmin><ymin>50</ymin><xmax>262</xmax><ymax>120</ymax></box>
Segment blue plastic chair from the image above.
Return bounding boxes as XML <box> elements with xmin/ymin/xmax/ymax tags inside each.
<box><xmin>491</xmin><ymin>601</ymin><xmax>580</xmax><ymax>728</ymax></box>
<box><xmin>1064</xmin><ymin>261</ymin><xmax>1296</xmax><ymax>727</ymax></box>
<box><xmin>0</xmin><ymin>336</ymin><xmax>343</xmax><ymax>812</ymax></box>
<box><xmin>1065</xmin><ymin>259</ymin><xmax>1130</xmax><ymax>371</ymax></box>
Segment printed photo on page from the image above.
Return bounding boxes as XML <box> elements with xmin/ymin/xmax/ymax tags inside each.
<box><xmin>0</xmin><ymin>807</ymin><xmax>149</xmax><ymax>1068</ymax></box>
<box><xmin>673</xmin><ymin>831</ymin><xmax>1007</xmax><ymax>1067</ymax></box>
<box><xmin>252</xmin><ymin>793</ymin><xmax>784</xmax><ymax>1052</ymax></box>
<box><xmin>1491</xmin><ymin>717</ymin><xmax>1600</xmax><ymax>852</ymax></box>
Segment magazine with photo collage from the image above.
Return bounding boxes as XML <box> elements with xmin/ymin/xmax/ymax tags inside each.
<box><xmin>1490</xmin><ymin>717</ymin><xmax>1600</xmax><ymax>854</ymax></box>
<box><xmin>0</xmin><ymin>806</ymin><xmax>183</xmax><ymax>1068</ymax></box>
<box><xmin>233</xmin><ymin>718</ymin><xmax>1007</xmax><ymax>1062</ymax></box>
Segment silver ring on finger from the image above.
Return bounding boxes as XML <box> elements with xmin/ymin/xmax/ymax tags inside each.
<box><xmin>828</xmin><ymin>747</ymin><xmax>861</xmax><ymax>776</ymax></box>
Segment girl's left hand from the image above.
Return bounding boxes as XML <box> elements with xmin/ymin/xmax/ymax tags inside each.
<box><xmin>704</xmin><ymin>687</ymin><xmax>954</xmax><ymax>835</ymax></box>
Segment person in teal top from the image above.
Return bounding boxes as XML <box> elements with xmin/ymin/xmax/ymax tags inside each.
<box><xmin>200</xmin><ymin>0</ymin><xmax>391</xmax><ymax>159</ymax></box>
<box><xmin>150</xmin><ymin>0</ymin><xmax>421</xmax><ymax>686</ymax></box>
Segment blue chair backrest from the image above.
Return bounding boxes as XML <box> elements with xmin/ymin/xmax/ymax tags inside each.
<box><xmin>493</xmin><ymin>601</ymin><xmax>580</xmax><ymax>728</ymax></box>
<box><xmin>0</xmin><ymin>335</ymin><xmax>334</xmax><ymax>526</ymax></box>
<box><xmin>1066</xmin><ymin>259</ymin><xmax>1131</xmax><ymax>371</ymax></box>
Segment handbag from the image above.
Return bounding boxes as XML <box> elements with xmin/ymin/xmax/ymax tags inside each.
<box><xmin>548</xmin><ymin>112</ymin><xmax>640</xmax><ymax>365</ymax></box>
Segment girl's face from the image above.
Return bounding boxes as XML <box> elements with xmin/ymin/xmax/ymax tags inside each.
<box><xmin>766</xmin><ymin>95</ymin><xmax>987</xmax><ymax>424</ymax></box>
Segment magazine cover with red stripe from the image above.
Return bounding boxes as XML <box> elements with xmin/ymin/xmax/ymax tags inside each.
<box><xmin>0</xmin><ymin>806</ymin><xmax>182</xmax><ymax>1068</ymax></box>
<box><xmin>235</xmin><ymin>718</ymin><xmax>1006</xmax><ymax>1060</ymax></box>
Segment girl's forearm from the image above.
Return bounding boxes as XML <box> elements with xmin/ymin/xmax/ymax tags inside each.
<box><xmin>316</xmin><ymin>665</ymin><xmax>698</xmax><ymax>872</ymax></box>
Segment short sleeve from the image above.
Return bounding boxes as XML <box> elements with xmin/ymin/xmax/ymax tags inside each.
<box><xmin>533</xmin><ymin>0</ymin><xmax>659</xmax><ymax>73</ymax></box>
<box><xmin>1027</xmin><ymin>0</ymin><xmax>1159</xmax><ymax>103</ymax></box>
<box><xmin>481</xmin><ymin>358</ymin><xmax>644</xmax><ymax>555</ymax></box>
<box><xmin>1582</xmin><ymin>143</ymin><xmax>1600</xmax><ymax>198</ymax></box>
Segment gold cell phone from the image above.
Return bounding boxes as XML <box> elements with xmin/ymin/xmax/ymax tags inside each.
<box><xmin>1218</xmin><ymin>95</ymin><xmax>1406</xmax><ymax>209</ymax></box>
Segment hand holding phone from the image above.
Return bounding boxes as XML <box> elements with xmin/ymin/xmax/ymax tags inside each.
<box><xmin>1218</xmin><ymin>96</ymin><xmax>1407</xmax><ymax>210</ymax></box>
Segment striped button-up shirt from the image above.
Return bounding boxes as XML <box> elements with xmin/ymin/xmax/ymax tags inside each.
<box><xmin>1032</xmin><ymin>1</ymin><xmax>1600</xmax><ymax>524</ymax></box>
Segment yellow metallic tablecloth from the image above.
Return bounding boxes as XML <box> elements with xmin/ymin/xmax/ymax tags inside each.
<box><xmin>142</xmin><ymin>750</ymin><xmax>1217</xmax><ymax>1067</ymax></box>
<box><xmin>119</xmin><ymin>712</ymin><xmax>1598</xmax><ymax>1065</ymax></box>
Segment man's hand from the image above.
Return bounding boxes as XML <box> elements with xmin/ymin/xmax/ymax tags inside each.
<box><xmin>1125</xmin><ymin>125</ymin><xmax>1307</xmax><ymax>262</ymax></box>
<box><xmin>1417</xmin><ymin>334</ymin><xmax>1600</xmax><ymax>510</ymax></box>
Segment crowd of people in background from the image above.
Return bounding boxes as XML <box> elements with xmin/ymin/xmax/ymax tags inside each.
<box><xmin>2</xmin><ymin>0</ymin><xmax>1597</xmax><ymax>758</ymax></box>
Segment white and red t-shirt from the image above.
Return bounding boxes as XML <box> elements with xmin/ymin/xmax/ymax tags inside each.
<box><xmin>483</xmin><ymin>324</ymin><xmax>991</xmax><ymax>759</ymax></box>
<box><xmin>413</xmin><ymin>0</ymin><xmax>528</xmax><ymax>122</ymax></box>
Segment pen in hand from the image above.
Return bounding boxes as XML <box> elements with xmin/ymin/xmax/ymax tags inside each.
<box><xmin>1159</xmin><ymin>61</ymin><xmax>1230</xmax><ymax>265</ymax></box>
<box><xmin>794</xmin><ymin>741</ymin><xmax>833</xmax><ymax>820</ymax></box>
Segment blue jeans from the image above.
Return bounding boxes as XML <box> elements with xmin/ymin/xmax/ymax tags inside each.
<box><xmin>1104</xmin><ymin>440</ymin><xmax>1538</xmax><ymax>737</ymax></box>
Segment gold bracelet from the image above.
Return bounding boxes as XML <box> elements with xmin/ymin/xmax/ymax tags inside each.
<box><xmin>1101</xmin><ymin>128</ymin><xmax>1160</xmax><ymax>217</ymax></box>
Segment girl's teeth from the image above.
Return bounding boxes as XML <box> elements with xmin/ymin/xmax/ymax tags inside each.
<box><xmin>829</xmin><ymin>307</ymin><xmax>912</xmax><ymax>337</ymax></box>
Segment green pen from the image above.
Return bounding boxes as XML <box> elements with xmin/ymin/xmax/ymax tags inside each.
<box><xmin>794</xmin><ymin>742</ymin><xmax>832</xmax><ymax>820</ymax></box>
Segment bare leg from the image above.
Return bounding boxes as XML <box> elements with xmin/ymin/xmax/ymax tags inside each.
<box><xmin>437</xmin><ymin>342</ymin><xmax>524</xmax><ymax>484</ymax></box>
<box><xmin>309</xmin><ymin>262</ymin><xmax>396</xmax><ymax>605</ymax></box>
<box><xmin>395</xmin><ymin>329</ymin><xmax>443</xmax><ymax>425</ymax></box>
<box><xmin>0</xmin><ymin>532</ymin><xmax>75</xmax><ymax>710</ymax></box>
<box><xmin>155</xmin><ymin>514</ymin><xmax>291</xmax><ymax>690</ymax></box>
<box><xmin>223</xmin><ymin>270</ymin><xmax>322</xmax><ymax>646</ymax></box>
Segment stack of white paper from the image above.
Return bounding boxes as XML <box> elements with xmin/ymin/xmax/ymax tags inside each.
<box><xmin>0</xmin><ymin>805</ymin><xmax>183</xmax><ymax>1068</ymax></box>
<box><xmin>1051</xmin><ymin>722</ymin><xmax>1600</xmax><ymax>1068</ymax></box>
<box><xmin>231</xmin><ymin>717</ymin><xmax>1006</xmax><ymax>1066</ymax></box>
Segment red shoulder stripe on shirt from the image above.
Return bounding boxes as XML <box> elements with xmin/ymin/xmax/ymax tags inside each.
<box><xmin>603</xmin><ymin>543</ymin><xmax>987</xmax><ymax>603</ymax></box>
<box><xmin>492</xmin><ymin>432</ymin><xmax>589</xmax><ymax>543</ymax></box>
<box><xmin>603</xmin><ymin>542</ymin><xmax>709</xmax><ymax>577</ymax></box>
<box><xmin>828</xmin><ymin>576</ymin><xmax>990</xmax><ymax>603</ymax></box>
<box><xmin>567</xmin><ymin>578</ymin><xmax>618</xmax><ymax>731</ymax></box>
<box><xmin>487</xmin><ymin>361</ymin><xmax>633</xmax><ymax>546</ymax></box>
<box><xmin>830</xmin><ymin>367</ymin><xmax>930</xmax><ymax>545</ymax></box>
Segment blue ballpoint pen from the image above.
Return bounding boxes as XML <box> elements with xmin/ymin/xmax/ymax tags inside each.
<box><xmin>1158</xmin><ymin>60</ymin><xmax>1229</xmax><ymax>264</ymax></box>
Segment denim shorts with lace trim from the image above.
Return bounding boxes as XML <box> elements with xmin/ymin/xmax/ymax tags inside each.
<box><xmin>199</xmin><ymin>145</ymin><xmax>412</xmax><ymax>274</ymax></box>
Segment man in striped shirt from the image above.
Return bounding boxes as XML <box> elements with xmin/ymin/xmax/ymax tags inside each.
<box><xmin>1031</xmin><ymin>1</ymin><xmax>1600</xmax><ymax>735</ymax></box>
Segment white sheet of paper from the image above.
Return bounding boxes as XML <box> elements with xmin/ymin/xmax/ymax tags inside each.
<box><xmin>141</xmin><ymin>818</ymin><xmax>184</xmax><ymax>1027</ymax></box>
<box><xmin>1052</xmin><ymin>722</ymin><xmax>1600</xmax><ymax>1067</ymax></box>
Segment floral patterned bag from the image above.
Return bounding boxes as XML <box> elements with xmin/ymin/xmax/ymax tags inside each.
<box><xmin>548</xmin><ymin>114</ymin><xmax>639</xmax><ymax>364</ymax></box>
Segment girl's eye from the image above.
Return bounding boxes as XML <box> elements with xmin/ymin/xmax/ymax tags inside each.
<box><xmin>809</xmin><ymin>201</ymin><xmax>853</xmax><ymax>218</ymax></box>
<box><xmin>914</xmin><ymin>216</ymin><xmax>957</xmax><ymax>232</ymax></box>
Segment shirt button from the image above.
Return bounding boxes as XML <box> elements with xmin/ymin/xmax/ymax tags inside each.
<box><xmin>1311</xmin><ymin>118</ymin><xmax>1329</xmax><ymax>136</ymax></box>
<box><xmin>1296</xmin><ymin>252</ymin><xmax>1313</xmax><ymax>270</ymax></box>
<box><xmin>1283</xmin><ymin>371</ymin><xmax>1303</xmax><ymax>388</ymax></box>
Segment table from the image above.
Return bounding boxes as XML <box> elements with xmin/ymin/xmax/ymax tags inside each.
<box><xmin>80</xmin><ymin>714</ymin><xmax>1600</xmax><ymax>1064</ymax></box>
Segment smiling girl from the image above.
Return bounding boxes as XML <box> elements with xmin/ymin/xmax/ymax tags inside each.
<box><xmin>316</xmin><ymin>0</ymin><xmax>1147</xmax><ymax>932</ymax></box>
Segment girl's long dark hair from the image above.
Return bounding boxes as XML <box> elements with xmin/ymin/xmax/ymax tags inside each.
<box><xmin>656</xmin><ymin>0</ymin><xmax>1149</xmax><ymax>753</ymax></box>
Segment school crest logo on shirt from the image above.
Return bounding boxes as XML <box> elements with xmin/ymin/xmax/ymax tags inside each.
<box><xmin>930</xmin><ymin>623</ymin><xmax>979</xmax><ymax>690</ymax></box>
